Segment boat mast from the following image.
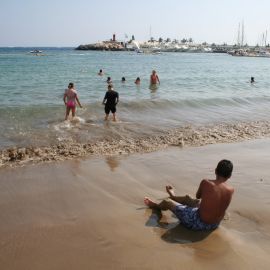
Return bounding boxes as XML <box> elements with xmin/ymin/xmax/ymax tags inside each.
<box><xmin>241</xmin><ymin>21</ymin><xmax>245</xmax><ymax>47</ymax></box>
<box><xmin>237</xmin><ymin>23</ymin><xmax>241</xmax><ymax>47</ymax></box>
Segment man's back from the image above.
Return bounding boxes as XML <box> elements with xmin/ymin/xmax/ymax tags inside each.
<box><xmin>104</xmin><ymin>90</ymin><xmax>118</xmax><ymax>106</ymax></box>
<box><xmin>198</xmin><ymin>179</ymin><xmax>234</xmax><ymax>224</ymax></box>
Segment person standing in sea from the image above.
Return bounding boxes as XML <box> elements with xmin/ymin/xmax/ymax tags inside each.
<box><xmin>149</xmin><ymin>70</ymin><xmax>160</xmax><ymax>90</ymax></box>
<box><xmin>102</xmin><ymin>84</ymin><xmax>119</xmax><ymax>121</ymax></box>
<box><xmin>63</xmin><ymin>82</ymin><xmax>82</xmax><ymax>120</ymax></box>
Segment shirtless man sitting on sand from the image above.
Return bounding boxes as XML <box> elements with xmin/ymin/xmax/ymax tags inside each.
<box><xmin>144</xmin><ymin>159</ymin><xmax>234</xmax><ymax>231</ymax></box>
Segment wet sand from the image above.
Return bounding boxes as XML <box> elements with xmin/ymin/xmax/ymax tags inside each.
<box><xmin>2</xmin><ymin>120</ymin><xmax>270</xmax><ymax>168</ymax></box>
<box><xmin>1</xmin><ymin>139</ymin><xmax>270</xmax><ymax>269</ymax></box>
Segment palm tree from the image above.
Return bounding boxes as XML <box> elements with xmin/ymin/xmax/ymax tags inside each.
<box><xmin>181</xmin><ymin>38</ymin><xmax>187</xmax><ymax>44</ymax></box>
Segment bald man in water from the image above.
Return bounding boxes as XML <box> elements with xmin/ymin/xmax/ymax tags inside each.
<box><xmin>144</xmin><ymin>159</ymin><xmax>234</xmax><ymax>231</ymax></box>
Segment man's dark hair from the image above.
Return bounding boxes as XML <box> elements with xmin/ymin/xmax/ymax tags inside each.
<box><xmin>216</xmin><ymin>159</ymin><xmax>233</xmax><ymax>178</ymax></box>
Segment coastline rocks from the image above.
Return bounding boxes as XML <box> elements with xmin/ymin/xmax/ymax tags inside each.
<box><xmin>76</xmin><ymin>42</ymin><xmax>125</xmax><ymax>51</ymax></box>
<box><xmin>8</xmin><ymin>148</ymin><xmax>17</xmax><ymax>161</ymax></box>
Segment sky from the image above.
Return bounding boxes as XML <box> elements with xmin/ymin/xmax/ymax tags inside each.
<box><xmin>1</xmin><ymin>0</ymin><xmax>270</xmax><ymax>47</ymax></box>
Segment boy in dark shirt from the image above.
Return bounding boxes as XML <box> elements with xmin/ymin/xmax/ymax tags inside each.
<box><xmin>102</xmin><ymin>84</ymin><xmax>119</xmax><ymax>121</ymax></box>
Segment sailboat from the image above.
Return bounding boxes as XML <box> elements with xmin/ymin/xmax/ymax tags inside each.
<box><xmin>132</xmin><ymin>41</ymin><xmax>144</xmax><ymax>53</ymax></box>
<box><xmin>228</xmin><ymin>21</ymin><xmax>249</xmax><ymax>56</ymax></box>
<box><xmin>229</xmin><ymin>22</ymin><xmax>270</xmax><ymax>58</ymax></box>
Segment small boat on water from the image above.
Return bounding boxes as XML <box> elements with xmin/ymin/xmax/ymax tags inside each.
<box><xmin>29</xmin><ymin>50</ymin><xmax>43</xmax><ymax>54</ymax></box>
<box><xmin>228</xmin><ymin>49</ymin><xmax>270</xmax><ymax>58</ymax></box>
<box><xmin>135</xmin><ymin>49</ymin><xmax>144</xmax><ymax>54</ymax></box>
<box><xmin>253</xmin><ymin>50</ymin><xmax>270</xmax><ymax>58</ymax></box>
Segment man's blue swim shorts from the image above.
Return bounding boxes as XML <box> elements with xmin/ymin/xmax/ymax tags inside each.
<box><xmin>173</xmin><ymin>204</ymin><xmax>219</xmax><ymax>231</ymax></box>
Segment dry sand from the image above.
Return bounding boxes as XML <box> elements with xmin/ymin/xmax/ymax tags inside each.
<box><xmin>0</xmin><ymin>139</ymin><xmax>270</xmax><ymax>269</ymax></box>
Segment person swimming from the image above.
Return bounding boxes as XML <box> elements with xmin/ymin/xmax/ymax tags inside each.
<box><xmin>121</xmin><ymin>77</ymin><xmax>126</xmax><ymax>83</ymax></box>
<box><xmin>135</xmin><ymin>77</ymin><xmax>141</xmax><ymax>85</ymax></box>
<box><xmin>98</xmin><ymin>69</ymin><xmax>104</xmax><ymax>76</ymax></box>
<box><xmin>107</xmin><ymin>77</ymin><xmax>112</xmax><ymax>84</ymax></box>
<box><xmin>250</xmin><ymin>77</ymin><xmax>255</xmax><ymax>83</ymax></box>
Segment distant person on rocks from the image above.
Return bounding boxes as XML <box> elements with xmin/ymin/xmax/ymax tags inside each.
<box><xmin>63</xmin><ymin>82</ymin><xmax>82</xmax><ymax>120</ymax></box>
<box><xmin>144</xmin><ymin>159</ymin><xmax>234</xmax><ymax>231</ymax></box>
<box><xmin>121</xmin><ymin>77</ymin><xmax>126</xmax><ymax>83</ymax></box>
<box><xmin>102</xmin><ymin>84</ymin><xmax>119</xmax><ymax>121</ymax></box>
<box><xmin>98</xmin><ymin>69</ymin><xmax>104</xmax><ymax>76</ymax></box>
<box><xmin>107</xmin><ymin>77</ymin><xmax>112</xmax><ymax>84</ymax></box>
<box><xmin>135</xmin><ymin>77</ymin><xmax>141</xmax><ymax>85</ymax></box>
<box><xmin>250</xmin><ymin>77</ymin><xmax>255</xmax><ymax>83</ymax></box>
<box><xmin>149</xmin><ymin>70</ymin><xmax>160</xmax><ymax>90</ymax></box>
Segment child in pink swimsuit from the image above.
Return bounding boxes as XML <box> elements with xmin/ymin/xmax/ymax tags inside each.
<box><xmin>63</xmin><ymin>82</ymin><xmax>82</xmax><ymax>120</ymax></box>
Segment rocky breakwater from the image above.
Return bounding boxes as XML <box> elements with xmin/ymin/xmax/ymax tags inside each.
<box><xmin>76</xmin><ymin>41</ymin><xmax>126</xmax><ymax>51</ymax></box>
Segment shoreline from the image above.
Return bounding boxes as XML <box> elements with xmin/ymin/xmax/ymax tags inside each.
<box><xmin>2</xmin><ymin>120</ymin><xmax>270</xmax><ymax>169</ymax></box>
<box><xmin>1</xmin><ymin>139</ymin><xmax>270</xmax><ymax>269</ymax></box>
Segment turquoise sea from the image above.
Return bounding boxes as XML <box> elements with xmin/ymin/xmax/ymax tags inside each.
<box><xmin>1</xmin><ymin>47</ymin><xmax>270</xmax><ymax>150</ymax></box>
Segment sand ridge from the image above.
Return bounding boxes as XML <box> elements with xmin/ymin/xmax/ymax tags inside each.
<box><xmin>1</xmin><ymin>120</ymin><xmax>270</xmax><ymax>168</ymax></box>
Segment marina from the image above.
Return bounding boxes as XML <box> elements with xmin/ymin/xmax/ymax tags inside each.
<box><xmin>76</xmin><ymin>33</ymin><xmax>270</xmax><ymax>57</ymax></box>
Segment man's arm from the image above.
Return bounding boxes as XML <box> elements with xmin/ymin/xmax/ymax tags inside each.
<box><xmin>102</xmin><ymin>92</ymin><xmax>108</xmax><ymax>105</ymax></box>
<box><xmin>63</xmin><ymin>93</ymin><xmax>67</xmax><ymax>105</ymax></box>
<box><xmin>157</xmin><ymin>75</ymin><xmax>160</xmax><ymax>84</ymax></box>
<box><xmin>115</xmin><ymin>92</ymin><xmax>119</xmax><ymax>105</ymax></box>
<box><xmin>75</xmin><ymin>96</ymin><xmax>82</xmax><ymax>108</ymax></box>
<box><xmin>196</xmin><ymin>179</ymin><xmax>206</xmax><ymax>199</ymax></box>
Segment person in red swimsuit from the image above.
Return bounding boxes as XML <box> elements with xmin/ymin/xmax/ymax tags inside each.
<box><xmin>150</xmin><ymin>70</ymin><xmax>160</xmax><ymax>90</ymax></box>
<box><xmin>63</xmin><ymin>82</ymin><xmax>82</xmax><ymax>120</ymax></box>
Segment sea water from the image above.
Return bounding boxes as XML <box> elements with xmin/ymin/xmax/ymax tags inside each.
<box><xmin>1</xmin><ymin>47</ymin><xmax>270</xmax><ymax>150</ymax></box>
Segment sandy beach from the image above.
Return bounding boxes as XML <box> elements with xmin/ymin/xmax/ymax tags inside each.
<box><xmin>0</xmin><ymin>139</ymin><xmax>270</xmax><ymax>269</ymax></box>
